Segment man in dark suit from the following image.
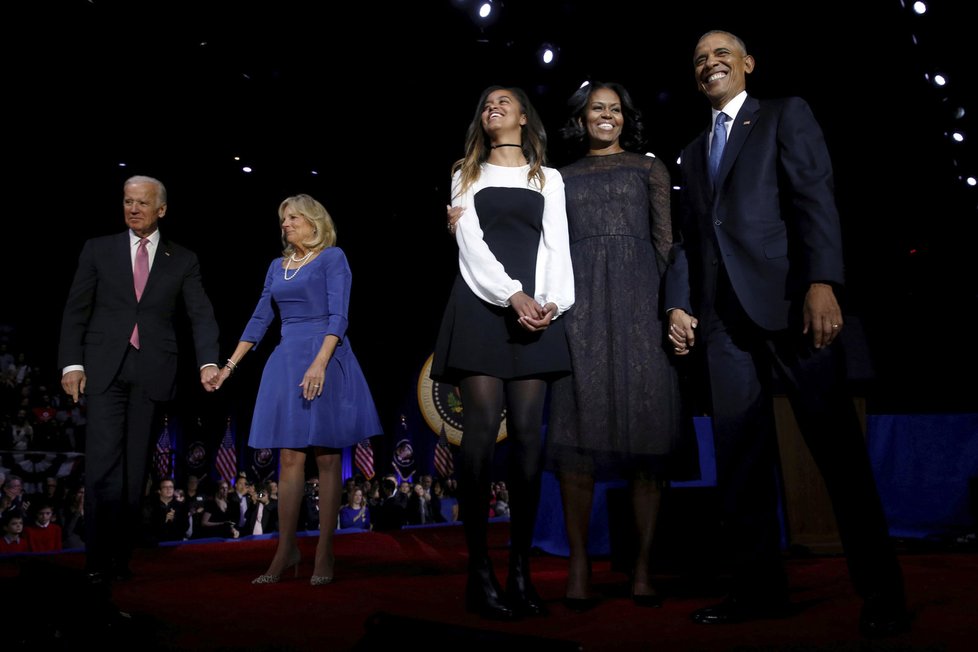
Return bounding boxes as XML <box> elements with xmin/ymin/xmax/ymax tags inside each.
<box><xmin>59</xmin><ymin>175</ymin><xmax>220</xmax><ymax>583</ymax></box>
<box><xmin>665</xmin><ymin>31</ymin><xmax>909</xmax><ymax>637</ymax></box>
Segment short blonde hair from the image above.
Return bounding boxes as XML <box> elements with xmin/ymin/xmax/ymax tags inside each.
<box><xmin>278</xmin><ymin>194</ymin><xmax>337</xmax><ymax>255</ymax></box>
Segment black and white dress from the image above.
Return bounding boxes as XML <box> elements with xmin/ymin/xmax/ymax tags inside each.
<box><xmin>431</xmin><ymin>162</ymin><xmax>575</xmax><ymax>384</ymax></box>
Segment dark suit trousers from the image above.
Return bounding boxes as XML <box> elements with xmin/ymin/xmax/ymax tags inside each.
<box><xmin>702</xmin><ymin>267</ymin><xmax>903</xmax><ymax>602</ymax></box>
<box><xmin>85</xmin><ymin>345</ymin><xmax>157</xmax><ymax>572</ymax></box>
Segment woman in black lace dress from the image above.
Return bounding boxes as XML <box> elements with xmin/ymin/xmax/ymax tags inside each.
<box><xmin>547</xmin><ymin>81</ymin><xmax>691</xmax><ymax>609</ymax></box>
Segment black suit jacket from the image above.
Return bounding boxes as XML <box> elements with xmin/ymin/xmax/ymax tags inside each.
<box><xmin>666</xmin><ymin>96</ymin><xmax>845</xmax><ymax>331</ymax></box>
<box><xmin>58</xmin><ymin>230</ymin><xmax>219</xmax><ymax>400</ymax></box>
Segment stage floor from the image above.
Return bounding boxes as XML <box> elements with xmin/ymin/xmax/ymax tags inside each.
<box><xmin>2</xmin><ymin>521</ymin><xmax>976</xmax><ymax>651</ymax></box>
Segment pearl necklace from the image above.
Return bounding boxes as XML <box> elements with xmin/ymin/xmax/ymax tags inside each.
<box><xmin>283</xmin><ymin>250</ymin><xmax>314</xmax><ymax>281</ymax></box>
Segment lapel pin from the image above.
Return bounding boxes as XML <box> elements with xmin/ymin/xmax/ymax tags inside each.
<box><xmin>742</xmin><ymin>120</ymin><xmax>751</xmax><ymax>125</ymax></box>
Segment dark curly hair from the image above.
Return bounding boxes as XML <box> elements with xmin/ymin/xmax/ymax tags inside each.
<box><xmin>561</xmin><ymin>81</ymin><xmax>646</xmax><ymax>153</ymax></box>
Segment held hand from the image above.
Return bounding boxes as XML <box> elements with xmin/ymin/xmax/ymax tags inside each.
<box><xmin>802</xmin><ymin>283</ymin><xmax>843</xmax><ymax>349</ymax></box>
<box><xmin>61</xmin><ymin>370</ymin><xmax>86</xmax><ymax>403</ymax></box>
<box><xmin>667</xmin><ymin>309</ymin><xmax>698</xmax><ymax>356</ymax></box>
<box><xmin>200</xmin><ymin>366</ymin><xmax>221</xmax><ymax>392</ymax></box>
<box><xmin>210</xmin><ymin>366</ymin><xmax>233</xmax><ymax>391</ymax></box>
<box><xmin>446</xmin><ymin>205</ymin><xmax>464</xmax><ymax>235</ymax></box>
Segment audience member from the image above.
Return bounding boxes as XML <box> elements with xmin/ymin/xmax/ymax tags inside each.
<box><xmin>144</xmin><ymin>479</ymin><xmax>190</xmax><ymax>543</ymax></box>
<box><xmin>0</xmin><ymin>512</ymin><xmax>27</xmax><ymax>554</ymax></box>
<box><xmin>199</xmin><ymin>481</ymin><xmax>240</xmax><ymax>539</ymax></box>
<box><xmin>338</xmin><ymin>487</ymin><xmax>370</xmax><ymax>530</ymax></box>
<box><xmin>25</xmin><ymin>502</ymin><xmax>63</xmax><ymax>552</ymax></box>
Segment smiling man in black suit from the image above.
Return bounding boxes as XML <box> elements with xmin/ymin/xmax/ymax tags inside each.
<box><xmin>59</xmin><ymin>174</ymin><xmax>220</xmax><ymax>584</ymax></box>
<box><xmin>665</xmin><ymin>31</ymin><xmax>909</xmax><ymax>638</ymax></box>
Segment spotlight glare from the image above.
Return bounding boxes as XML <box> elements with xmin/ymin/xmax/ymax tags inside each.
<box><xmin>118</xmin><ymin>162</ymin><xmax>127</xmax><ymax>167</ymax></box>
<box><xmin>537</xmin><ymin>42</ymin><xmax>558</xmax><ymax>67</ymax></box>
<box><xmin>478</xmin><ymin>2</ymin><xmax>491</xmax><ymax>19</ymax></box>
<box><xmin>933</xmin><ymin>73</ymin><xmax>947</xmax><ymax>86</ymax></box>
<box><xmin>242</xmin><ymin>166</ymin><xmax>253</xmax><ymax>173</ymax></box>
<box><xmin>966</xmin><ymin>177</ymin><xmax>976</xmax><ymax>187</ymax></box>
<box><xmin>912</xmin><ymin>1</ymin><xmax>927</xmax><ymax>15</ymax></box>
<box><xmin>951</xmin><ymin>132</ymin><xmax>965</xmax><ymax>143</ymax></box>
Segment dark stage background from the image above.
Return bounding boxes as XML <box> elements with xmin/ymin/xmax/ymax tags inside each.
<box><xmin>3</xmin><ymin>1</ymin><xmax>976</xmax><ymax>453</ymax></box>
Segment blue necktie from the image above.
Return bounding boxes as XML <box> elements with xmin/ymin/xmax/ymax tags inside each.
<box><xmin>709</xmin><ymin>111</ymin><xmax>727</xmax><ymax>181</ymax></box>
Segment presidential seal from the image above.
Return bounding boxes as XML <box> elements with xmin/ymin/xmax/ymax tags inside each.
<box><xmin>417</xmin><ymin>353</ymin><xmax>506</xmax><ymax>446</ymax></box>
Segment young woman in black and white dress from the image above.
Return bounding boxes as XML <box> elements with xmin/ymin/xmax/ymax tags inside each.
<box><xmin>431</xmin><ymin>85</ymin><xmax>574</xmax><ymax>620</ymax></box>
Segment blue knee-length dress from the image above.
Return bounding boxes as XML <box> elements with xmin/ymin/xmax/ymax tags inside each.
<box><xmin>241</xmin><ymin>247</ymin><xmax>382</xmax><ymax>449</ymax></box>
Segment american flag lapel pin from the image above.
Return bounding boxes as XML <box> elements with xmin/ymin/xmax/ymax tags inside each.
<box><xmin>742</xmin><ymin>120</ymin><xmax>751</xmax><ymax>125</ymax></box>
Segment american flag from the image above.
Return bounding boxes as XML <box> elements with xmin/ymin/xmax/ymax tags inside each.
<box><xmin>155</xmin><ymin>416</ymin><xmax>173</xmax><ymax>480</ymax></box>
<box><xmin>215</xmin><ymin>417</ymin><xmax>237</xmax><ymax>484</ymax></box>
<box><xmin>355</xmin><ymin>438</ymin><xmax>375</xmax><ymax>480</ymax></box>
<box><xmin>434</xmin><ymin>424</ymin><xmax>455</xmax><ymax>479</ymax></box>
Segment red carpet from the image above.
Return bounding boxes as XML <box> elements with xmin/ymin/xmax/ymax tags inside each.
<box><xmin>2</xmin><ymin>522</ymin><xmax>976</xmax><ymax>651</ymax></box>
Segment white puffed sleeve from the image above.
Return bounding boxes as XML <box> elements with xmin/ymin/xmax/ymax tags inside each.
<box><xmin>453</xmin><ymin>170</ymin><xmax>523</xmax><ymax>306</ymax></box>
<box><xmin>533</xmin><ymin>168</ymin><xmax>575</xmax><ymax>317</ymax></box>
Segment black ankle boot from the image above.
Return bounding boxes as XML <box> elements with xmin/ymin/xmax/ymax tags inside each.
<box><xmin>507</xmin><ymin>551</ymin><xmax>548</xmax><ymax>616</ymax></box>
<box><xmin>465</xmin><ymin>558</ymin><xmax>516</xmax><ymax>620</ymax></box>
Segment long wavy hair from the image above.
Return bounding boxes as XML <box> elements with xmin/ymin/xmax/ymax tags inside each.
<box><xmin>452</xmin><ymin>85</ymin><xmax>548</xmax><ymax>198</ymax></box>
<box><xmin>560</xmin><ymin>81</ymin><xmax>646</xmax><ymax>154</ymax></box>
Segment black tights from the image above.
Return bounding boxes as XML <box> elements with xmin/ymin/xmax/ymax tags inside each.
<box><xmin>457</xmin><ymin>375</ymin><xmax>547</xmax><ymax>566</ymax></box>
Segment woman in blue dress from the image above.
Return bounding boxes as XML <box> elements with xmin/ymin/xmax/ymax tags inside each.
<box><xmin>215</xmin><ymin>194</ymin><xmax>382</xmax><ymax>586</ymax></box>
<box><xmin>338</xmin><ymin>487</ymin><xmax>370</xmax><ymax>530</ymax></box>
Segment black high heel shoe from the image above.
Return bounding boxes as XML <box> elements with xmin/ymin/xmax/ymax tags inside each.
<box><xmin>465</xmin><ymin>558</ymin><xmax>516</xmax><ymax>621</ymax></box>
<box><xmin>507</xmin><ymin>552</ymin><xmax>548</xmax><ymax>617</ymax></box>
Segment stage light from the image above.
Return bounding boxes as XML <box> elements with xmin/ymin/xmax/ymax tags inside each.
<box><xmin>966</xmin><ymin>177</ymin><xmax>976</xmax><ymax>187</ymax></box>
<box><xmin>932</xmin><ymin>73</ymin><xmax>947</xmax><ymax>86</ymax></box>
<box><xmin>478</xmin><ymin>2</ymin><xmax>492</xmax><ymax>19</ymax></box>
<box><xmin>951</xmin><ymin>131</ymin><xmax>965</xmax><ymax>143</ymax></box>
<box><xmin>912</xmin><ymin>1</ymin><xmax>927</xmax><ymax>15</ymax></box>
<box><xmin>242</xmin><ymin>166</ymin><xmax>253</xmax><ymax>173</ymax></box>
<box><xmin>537</xmin><ymin>42</ymin><xmax>558</xmax><ymax>67</ymax></box>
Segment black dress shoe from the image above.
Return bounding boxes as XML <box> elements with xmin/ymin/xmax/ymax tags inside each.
<box><xmin>692</xmin><ymin>595</ymin><xmax>792</xmax><ymax>624</ymax></box>
<box><xmin>507</xmin><ymin>553</ymin><xmax>548</xmax><ymax>617</ymax></box>
<box><xmin>859</xmin><ymin>594</ymin><xmax>911</xmax><ymax>638</ymax></box>
<box><xmin>465</xmin><ymin>559</ymin><xmax>516</xmax><ymax>621</ymax></box>
<box><xmin>563</xmin><ymin>596</ymin><xmax>600</xmax><ymax>612</ymax></box>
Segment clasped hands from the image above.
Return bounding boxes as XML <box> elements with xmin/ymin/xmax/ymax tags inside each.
<box><xmin>446</xmin><ymin>206</ymin><xmax>555</xmax><ymax>331</ymax></box>
<box><xmin>511</xmin><ymin>291</ymin><xmax>556</xmax><ymax>332</ymax></box>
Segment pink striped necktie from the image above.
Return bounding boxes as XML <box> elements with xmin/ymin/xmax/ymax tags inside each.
<box><xmin>130</xmin><ymin>237</ymin><xmax>149</xmax><ymax>349</ymax></box>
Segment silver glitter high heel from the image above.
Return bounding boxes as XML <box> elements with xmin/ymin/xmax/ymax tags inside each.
<box><xmin>310</xmin><ymin>552</ymin><xmax>335</xmax><ymax>586</ymax></box>
<box><xmin>251</xmin><ymin>547</ymin><xmax>301</xmax><ymax>584</ymax></box>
